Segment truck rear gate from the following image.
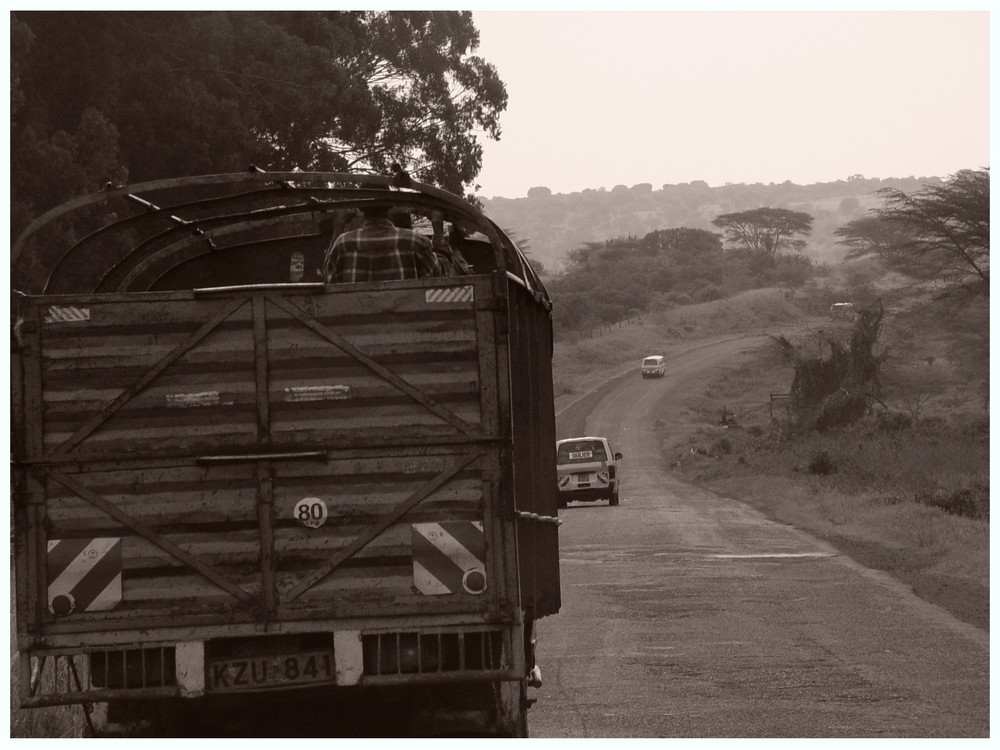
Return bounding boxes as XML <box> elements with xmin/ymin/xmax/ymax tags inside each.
<box><xmin>15</xmin><ymin>277</ymin><xmax>523</xmax><ymax>703</ymax></box>
<box><xmin>11</xmin><ymin>172</ymin><xmax>559</xmax><ymax>733</ymax></box>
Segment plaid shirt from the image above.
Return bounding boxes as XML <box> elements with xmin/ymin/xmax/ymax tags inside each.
<box><xmin>324</xmin><ymin>218</ymin><xmax>448</xmax><ymax>283</ymax></box>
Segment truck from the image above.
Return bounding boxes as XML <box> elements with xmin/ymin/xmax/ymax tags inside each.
<box><xmin>10</xmin><ymin>171</ymin><xmax>561</xmax><ymax>736</ymax></box>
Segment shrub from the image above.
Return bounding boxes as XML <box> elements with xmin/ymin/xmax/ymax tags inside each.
<box><xmin>693</xmin><ymin>284</ymin><xmax>724</xmax><ymax>303</ymax></box>
<box><xmin>808</xmin><ymin>449</ymin><xmax>837</xmax><ymax>475</ymax></box>
<box><xmin>662</xmin><ymin>291</ymin><xmax>693</xmax><ymax>306</ymax></box>
<box><xmin>877</xmin><ymin>411</ymin><xmax>912</xmax><ymax>432</ymax></box>
<box><xmin>915</xmin><ymin>482</ymin><xmax>989</xmax><ymax>521</ymax></box>
<box><xmin>712</xmin><ymin>437</ymin><xmax>732</xmax><ymax>456</ymax></box>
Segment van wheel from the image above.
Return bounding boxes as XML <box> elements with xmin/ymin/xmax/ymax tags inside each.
<box><xmin>609</xmin><ymin>490</ymin><xmax>619</xmax><ymax>507</ymax></box>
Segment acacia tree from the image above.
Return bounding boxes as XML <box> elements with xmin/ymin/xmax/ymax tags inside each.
<box><xmin>711</xmin><ymin>207</ymin><xmax>813</xmax><ymax>259</ymax></box>
<box><xmin>835</xmin><ymin>168</ymin><xmax>989</xmax><ymax>303</ymax></box>
<box><xmin>11</xmin><ymin>10</ymin><xmax>507</xmax><ymax>237</ymax></box>
<box><xmin>834</xmin><ymin>215</ymin><xmax>916</xmax><ymax>266</ymax></box>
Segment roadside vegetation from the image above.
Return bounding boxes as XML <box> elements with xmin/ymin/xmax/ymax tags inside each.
<box><xmin>548</xmin><ymin>171</ymin><xmax>989</xmax><ymax>631</ymax></box>
<box><xmin>546</xmin><ymin>225</ymin><xmax>815</xmax><ymax>341</ymax></box>
<box><xmin>551</xmin><ymin>273</ymin><xmax>988</xmax><ymax>631</ymax></box>
<box><xmin>669</xmin><ymin>313</ymin><xmax>989</xmax><ymax>630</ymax></box>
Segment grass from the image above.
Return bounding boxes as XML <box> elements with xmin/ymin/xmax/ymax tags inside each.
<box><xmin>554</xmin><ymin>278</ymin><xmax>988</xmax><ymax>630</ymax></box>
<box><xmin>553</xmin><ymin>287</ymin><xmax>804</xmax><ymax>403</ymax></box>
<box><xmin>664</xmin><ymin>325</ymin><xmax>989</xmax><ymax>628</ymax></box>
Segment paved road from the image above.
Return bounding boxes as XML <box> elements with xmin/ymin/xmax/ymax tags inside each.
<box><xmin>528</xmin><ymin>336</ymin><xmax>989</xmax><ymax>737</ymax></box>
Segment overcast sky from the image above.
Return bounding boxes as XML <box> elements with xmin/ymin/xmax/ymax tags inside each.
<box><xmin>470</xmin><ymin>9</ymin><xmax>990</xmax><ymax>199</ymax></box>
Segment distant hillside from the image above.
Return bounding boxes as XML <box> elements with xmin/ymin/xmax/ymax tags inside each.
<box><xmin>482</xmin><ymin>175</ymin><xmax>937</xmax><ymax>274</ymax></box>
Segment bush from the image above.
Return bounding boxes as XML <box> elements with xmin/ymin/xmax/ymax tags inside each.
<box><xmin>877</xmin><ymin>411</ymin><xmax>912</xmax><ymax>432</ymax></box>
<box><xmin>768</xmin><ymin>253</ymin><xmax>813</xmax><ymax>287</ymax></box>
<box><xmin>662</xmin><ymin>291</ymin><xmax>693</xmax><ymax>306</ymax></box>
<box><xmin>693</xmin><ymin>284</ymin><xmax>725</xmax><ymax>303</ymax></box>
<box><xmin>712</xmin><ymin>437</ymin><xmax>732</xmax><ymax>456</ymax></box>
<box><xmin>808</xmin><ymin>449</ymin><xmax>837</xmax><ymax>475</ymax></box>
<box><xmin>915</xmin><ymin>482</ymin><xmax>989</xmax><ymax>521</ymax></box>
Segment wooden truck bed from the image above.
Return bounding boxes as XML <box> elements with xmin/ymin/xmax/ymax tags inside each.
<box><xmin>11</xmin><ymin>172</ymin><xmax>559</xmax><ymax>714</ymax></box>
<box><xmin>16</xmin><ymin>276</ymin><xmax>522</xmax><ymax>638</ymax></box>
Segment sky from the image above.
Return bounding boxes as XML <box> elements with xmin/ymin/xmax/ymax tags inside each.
<box><xmin>470</xmin><ymin>9</ymin><xmax>990</xmax><ymax>199</ymax></box>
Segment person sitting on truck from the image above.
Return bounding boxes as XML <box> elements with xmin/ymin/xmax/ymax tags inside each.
<box><xmin>322</xmin><ymin>204</ymin><xmax>468</xmax><ymax>283</ymax></box>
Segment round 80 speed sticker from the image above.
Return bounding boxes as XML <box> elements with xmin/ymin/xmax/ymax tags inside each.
<box><xmin>294</xmin><ymin>497</ymin><xmax>328</xmax><ymax>528</ymax></box>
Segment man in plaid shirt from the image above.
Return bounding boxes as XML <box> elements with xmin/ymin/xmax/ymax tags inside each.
<box><xmin>323</xmin><ymin>205</ymin><xmax>469</xmax><ymax>283</ymax></box>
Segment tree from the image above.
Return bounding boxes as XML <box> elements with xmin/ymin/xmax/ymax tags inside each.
<box><xmin>790</xmin><ymin>300</ymin><xmax>887</xmax><ymax>431</ymax></box>
<box><xmin>640</xmin><ymin>227</ymin><xmax>723</xmax><ymax>257</ymax></box>
<box><xmin>835</xmin><ymin>168</ymin><xmax>989</xmax><ymax>303</ymax></box>
<box><xmin>834</xmin><ymin>215</ymin><xmax>916</xmax><ymax>267</ymax></box>
<box><xmin>11</xmin><ymin>11</ymin><xmax>507</xmax><ymax>237</ymax></box>
<box><xmin>711</xmin><ymin>207</ymin><xmax>813</xmax><ymax>259</ymax></box>
<box><xmin>838</xmin><ymin>196</ymin><xmax>860</xmax><ymax>215</ymax></box>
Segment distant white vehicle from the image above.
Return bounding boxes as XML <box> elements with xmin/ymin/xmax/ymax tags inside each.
<box><xmin>830</xmin><ymin>302</ymin><xmax>857</xmax><ymax>320</ymax></box>
<box><xmin>641</xmin><ymin>355</ymin><xmax>666</xmax><ymax>378</ymax></box>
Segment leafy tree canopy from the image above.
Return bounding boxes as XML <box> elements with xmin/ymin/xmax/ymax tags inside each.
<box><xmin>11</xmin><ymin>10</ymin><xmax>507</xmax><ymax>237</ymax></box>
<box><xmin>711</xmin><ymin>207</ymin><xmax>814</xmax><ymax>258</ymax></box>
<box><xmin>835</xmin><ymin>168</ymin><xmax>989</xmax><ymax>303</ymax></box>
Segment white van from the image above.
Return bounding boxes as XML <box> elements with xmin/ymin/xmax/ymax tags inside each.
<box><xmin>555</xmin><ymin>436</ymin><xmax>622</xmax><ymax>507</ymax></box>
<box><xmin>641</xmin><ymin>355</ymin><xmax>665</xmax><ymax>378</ymax></box>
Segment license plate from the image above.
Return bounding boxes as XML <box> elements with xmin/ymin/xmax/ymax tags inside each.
<box><xmin>568</xmin><ymin>450</ymin><xmax>593</xmax><ymax>460</ymax></box>
<box><xmin>207</xmin><ymin>650</ymin><xmax>335</xmax><ymax>692</ymax></box>
<box><xmin>575</xmin><ymin>473</ymin><xmax>594</xmax><ymax>484</ymax></box>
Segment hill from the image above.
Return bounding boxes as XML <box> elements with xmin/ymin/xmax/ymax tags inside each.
<box><xmin>482</xmin><ymin>175</ymin><xmax>936</xmax><ymax>273</ymax></box>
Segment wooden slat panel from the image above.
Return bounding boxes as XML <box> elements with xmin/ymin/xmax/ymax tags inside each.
<box><xmin>40</xmin><ymin>302</ymin><xmax>258</xmax><ymax>456</ymax></box>
<box><xmin>24</xmin><ymin>279</ymin><xmax>508</xmax><ymax>629</ymax></box>
<box><xmin>37</xmin><ymin>289</ymin><xmax>489</xmax><ymax>458</ymax></box>
<box><xmin>39</xmin><ymin>450</ymin><xmax>490</xmax><ymax>619</ymax></box>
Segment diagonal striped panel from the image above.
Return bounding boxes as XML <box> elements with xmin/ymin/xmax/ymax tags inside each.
<box><xmin>44</xmin><ymin>305</ymin><xmax>91</xmax><ymax>323</ymax></box>
<box><xmin>47</xmin><ymin>538</ymin><xmax>123</xmax><ymax>614</ymax></box>
<box><xmin>411</xmin><ymin>522</ymin><xmax>486</xmax><ymax>596</ymax></box>
<box><xmin>425</xmin><ymin>286</ymin><xmax>474</xmax><ymax>304</ymax></box>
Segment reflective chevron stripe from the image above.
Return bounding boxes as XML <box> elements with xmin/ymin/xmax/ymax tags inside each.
<box><xmin>47</xmin><ymin>538</ymin><xmax>122</xmax><ymax>615</ymax></box>
<box><xmin>411</xmin><ymin>522</ymin><xmax>486</xmax><ymax>595</ymax></box>
<box><xmin>425</xmin><ymin>286</ymin><xmax>474</xmax><ymax>304</ymax></box>
<box><xmin>44</xmin><ymin>306</ymin><xmax>91</xmax><ymax>323</ymax></box>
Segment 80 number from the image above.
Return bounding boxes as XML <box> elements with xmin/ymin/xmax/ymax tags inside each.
<box><xmin>294</xmin><ymin>497</ymin><xmax>328</xmax><ymax>528</ymax></box>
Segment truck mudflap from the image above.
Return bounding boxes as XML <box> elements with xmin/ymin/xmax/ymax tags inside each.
<box><xmin>14</xmin><ymin>279</ymin><xmax>516</xmax><ymax>633</ymax></box>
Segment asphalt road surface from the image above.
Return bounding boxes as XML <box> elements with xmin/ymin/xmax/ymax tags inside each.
<box><xmin>529</xmin><ymin>335</ymin><xmax>989</xmax><ymax>738</ymax></box>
